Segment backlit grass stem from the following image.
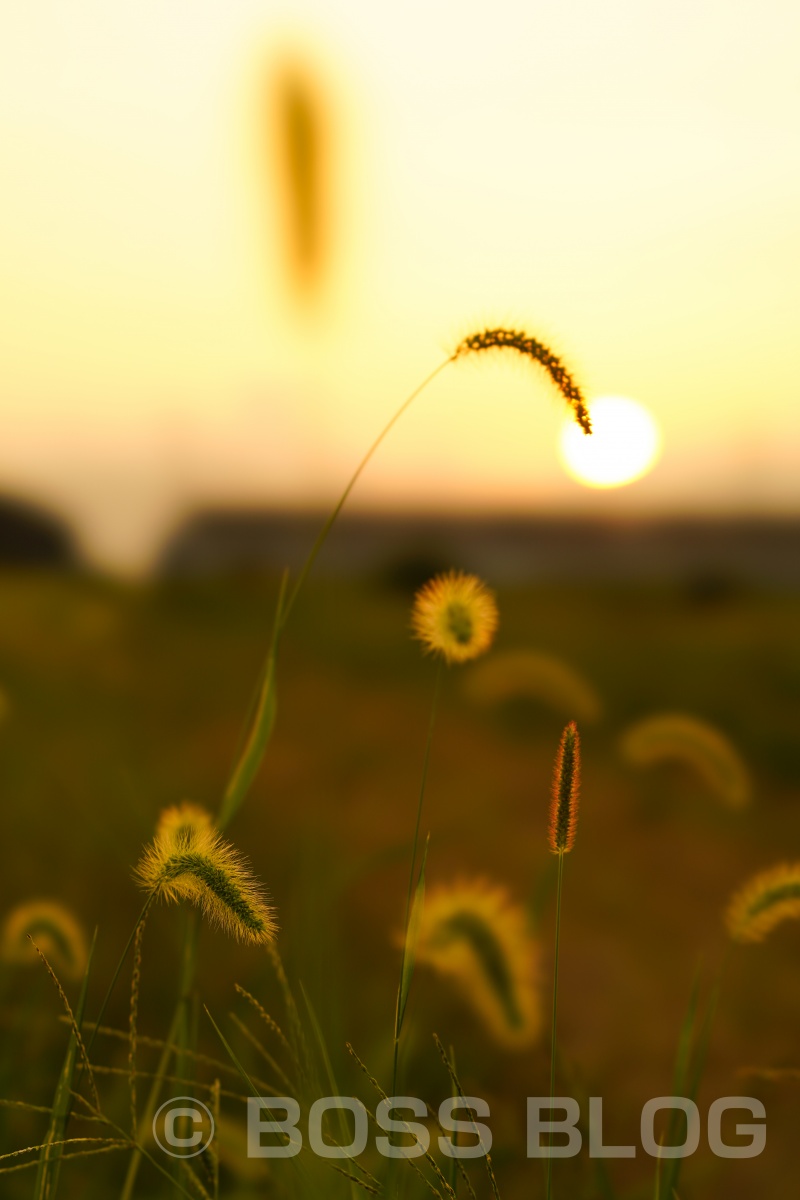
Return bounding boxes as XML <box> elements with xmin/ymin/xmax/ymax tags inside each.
<box><xmin>217</xmin><ymin>329</ymin><xmax>588</xmax><ymax>828</ymax></box>
<box><xmin>546</xmin><ymin>851</ymin><xmax>565</xmax><ymax>1200</ymax></box>
<box><xmin>282</xmin><ymin>327</ymin><xmax>590</xmax><ymax>634</ymax></box>
<box><xmin>545</xmin><ymin>722</ymin><xmax>580</xmax><ymax>1200</ymax></box>
<box><xmin>278</xmin><ymin>359</ymin><xmax>452</xmax><ymax>635</ymax></box>
<box><xmin>392</xmin><ymin>659</ymin><xmax>443</xmax><ymax>1100</ymax></box>
<box><xmin>79</xmin><ymin>896</ymin><xmax>154</xmax><ymax>1093</ymax></box>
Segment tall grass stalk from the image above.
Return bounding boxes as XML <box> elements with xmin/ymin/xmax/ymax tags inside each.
<box><xmin>545</xmin><ymin>850</ymin><xmax>565</xmax><ymax>1200</ymax></box>
<box><xmin>118</xmin><ymin>1007</ymin><xmax>181</xmax><ymax>1200</ymax></box>
<box><xmin>658</xmin><ymin>963</ymin><xmax>726</xmax><ymax>1200</ymax></box>
<box><xmin>32</xmin><ymin>929</ymin><xmax>97</xmax><ymax>1200</ymax></box>
<box><xmin>171</xmin><ymin>907</ymin><xmax>201</xmax><ymax>1184</ymax></box>
<box><xmin>278</xmin><ymin>360</ymin><xmax>452</xmax><ymax>635</ymax></box>
<box><xmin>433</xmin><ymin>1032</ymin><xmax>500</xmax><ymax>1200</ymax></box>
<box><xmin>83</xmin><ymin>897</ymin><xmax>154</xmax><ymax>1071</ymax></box>
<box><xmin>392</xmin><ymin>661</ymin><xmax>443</xmax><ymax>1099</ymax></box>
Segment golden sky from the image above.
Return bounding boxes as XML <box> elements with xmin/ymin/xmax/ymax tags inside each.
<box><xmin>2</xmin><ymin>1</ymin><xmax>799</xmax><ymax>569</ymax></box>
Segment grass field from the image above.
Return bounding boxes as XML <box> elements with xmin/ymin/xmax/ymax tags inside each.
<box><xmin>1</xmin><ymin>566</ymin><xmax>799</xmax><ymax>1198</ymax></box>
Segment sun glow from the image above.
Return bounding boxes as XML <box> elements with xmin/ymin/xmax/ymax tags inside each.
<box><xmin>559</xmin><ymin>395</ymin><xmax>661</xmax><ymax>489</ymax></box>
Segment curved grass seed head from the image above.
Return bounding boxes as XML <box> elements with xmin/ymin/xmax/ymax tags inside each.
<box><xmin>135</xmin><ymin>805</ymin><xmax>277</xmax><ymax>945</ymax></box>
<box><xmin>1</xmin><ymin>900</ymin><xmax>89</xmax><ymax>981</ymax></box>
<box><xmin>620</xmin><ymin>712</ymin><xmax>751</xmax><ymax>809</ymax></box>
<box><xmin>463</xmin><ymin>648</ymin><xmax>601</xmax><ymax>724</ymax></box>
<box><xmin>411</xmin><ymin>570</ymin><xmax>498</xmax><ymax>665</ymax></box>
<box><xmin>453</xmin><ymin>327</ymin><xmax>592</xmax><ymax>435</ymax></box>
<box><xmin>725</xmin><ymin>862</ymin><xmax>800</xmax><ymax>944</ymax></box>
<box><xmin>548</xmin><ymin>720</ymin><xmax>581</xmax><ymax>855</ymax></box>
<box><xmin>403</xmin><ymin>877</ymin><xmax>541</xmax><ymax>1048</ymax></box>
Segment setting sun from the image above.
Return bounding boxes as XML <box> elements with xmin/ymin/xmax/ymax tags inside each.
<box><xmin>559</xmin><ymin>395</ymin><xmax>661</xmax><ymax>489</ymax></box>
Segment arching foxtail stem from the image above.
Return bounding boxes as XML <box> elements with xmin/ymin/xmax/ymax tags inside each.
<box><xmin>219</xmin><ymin>329</ymin><xmax>589</xmax><ymax>828</ymax></box>
<box><xmin>282</xmin><ymin>328</ymin><xmax>590</xmax><ymax>632</ymax></box>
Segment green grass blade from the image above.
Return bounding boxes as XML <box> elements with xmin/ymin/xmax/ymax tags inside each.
<box><xmin>660</xmin><ymin>968</ymin><xmax>701</xmax><ymax>1200</ymax></box>
<box><xmin>204</xmin><ymin>1005</ymin><xmax>309</xmax><ymax>1186</ymax></box>
<box><xmin>217</xmin><ymin>569</ymin><xmax>289</xmax><ymax>831</ymax></box>
<box><xmin>687</xmin><ymin>977</ymin><xmax>720</xmax><ymax>1101</ymax></box>
<box><xmin>397</xmin><ymin>834</ymin><xmax>429</xmax><ymax>1036</ymax></box>
<box><xmin>118</xmin><ymin>1006</ymin><xmax>181</xmax><ymax>1200</ymax></box>
<box><xmin>82</xmin><ymin>898</ymin><xmax>153</xmax><ymax>1076</ymax></box>
<box><xmin>654</xmin><ymin>1145</ymin><xmax>661</xmax><ymax>1200</ymax></box>
<box><xmin>299</xmin><ymin>984</ymin><xmax>360</xmax><ymax>1200</ymax></box>
<box><xmin>32</xmin><ymin>928</ymin><xmax>97</xmax><ymax>1200</ymax></box>
<box><xmin>446</xmin><ymin>1045</ymin><xmax>458</xmax><ymax>1198</ymax></box>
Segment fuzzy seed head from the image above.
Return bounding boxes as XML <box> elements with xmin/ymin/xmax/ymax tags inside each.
<box><xmin>411</xmin><ymin>571</ymin><xmax>498</xmax><ymax>665</ymax></box>
<box><xmin>1</xmin><ymin>900</ymin><xmax>89</xmax><ymax>981</ymax></box>
<box><xmin>549</xmin><ymin>721</ymin><xmax>581</xmax><ymax>854</ymax></box>
<box><xmin>725</xmin><ymin>862</ymin><xmax>800</xmax><ymax>944</ymax></box>
<box><xmin>452</xmin><ymin>327</ymin><xmax>592</xmax><ymax>435</ymax></box>
<box><xmin>134</xmin><ymin>805</ymin><xmax>277</xmax><ymax>945</ymax></box>
<box><xmin>399</xmin><ymin>878</ymin><xmax>541</xmax><ymax>1048</ymax></box>
<box><xmin>463</xmin><ymin>649</ymin><xmax>601</xmax><ymax>724</ymax></box>
<box><xmin>155</xmin><ymin>802</ymin><xmax>214</xmax><ymax>847</ymax></box>
<box><xmin>620</xmin><ymin>712</ymin><xmax>751</xmax><ymax>809</ymax></box>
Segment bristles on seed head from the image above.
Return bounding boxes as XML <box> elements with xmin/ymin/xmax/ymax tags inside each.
<box><xmin>462</xmin><ymin>649</ymin><xmax>601</xmax><ymax>724</ymax></box>
<box><xmin>452</xmin><ymin>327</ymin><xmax>592</xmax><ymax>435</ymax></box>
<box><xmin>620</xmin><ymin>712</ymin><xmax>751</xmax><ymax>809</ymax></box>
<box><xmin>411</xmin><ymin>570</ymin><xmax>498</xmax><ymax>665</ymax></box>
<box><xmin>1</xmin><ymin>900</ymin><xmax>89</xmax><ymax>981</ymax></box>
<box><xmin>134</xmin><ymin>806</ymin><xmax>277</xmax><ymax>945</ymax></box>
<box><xmin>155</xmin><ymin>802</ymin><xmax>214</xmax><ymax>848</ymax></box>
<box><xmin>725</xmin><ymin>862</ymin><xmax>800</xmax><ymax>944</ymax></box>
<box><xmin>398</xmin><ymin>877</ymin><xmax>541</xmax><ymax>1048</ymax></box>
<box><xmin>548</xmin><ymin>721</ymin><xmax>581</xmax><ymax>854</ymax></box>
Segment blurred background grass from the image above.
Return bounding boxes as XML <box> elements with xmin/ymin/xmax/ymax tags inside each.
<box><xmin>1</xmin><ymin>562</ymin><xmax>798</xmax><ymax>1196</ymax></box>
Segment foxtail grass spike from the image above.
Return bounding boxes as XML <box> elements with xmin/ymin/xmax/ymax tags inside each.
<box><xmin>620</xmin><ymin>712</ymin><xmax>751</xmax><ymax>809</ymax></box>
<box><xmin>400</xmin><ymin>878</ymin><xmax>541</xmax><ymax>1048</ymax></box>
<box><xmin>725</xmin><ymin>862</ymin><xmax>800</xmax><ymax>943</ymax></box>
<box><xmin>411</xmin><ymin>571</ymin><xmax>498</xmax><ymax>665</ymax></box>
<box><xmin>155</xmin><ymin>802</ymin><xmax>213</xmax><ymax>846</ymax></box>
<box><xmin>134</xmin><ymin>805</ymin><xmax>277</xmax><ymax>945</ymax></box>
<box><xmin>453</xmin><ymin>327</ymin><xmax>592</xmax><ymax>434</ymax></box>
<box><xmin>545</xmin><ymin>723</ymin><xmax>581</xmax><ymax>1200</ymax></box>
<box><xmin>1</xmin><ymin>900</ymin><xmax>88</xmax><ymax>982</ymax></box>
<box><xmin>549</xmin><ymin>720</ymin><xmax>581</xmax><ymax>854</ymax></box>
<box><xmin>463</xmin><ymin>648</ymin><xmax>601</xmax><ymax>723</ymax></box>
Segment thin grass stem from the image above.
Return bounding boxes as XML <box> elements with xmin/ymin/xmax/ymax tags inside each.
<box><xmin>279</xmin><ymin>358</ymin><xmax>453</xmax><ymax>634</ymax></box>
<box><xmin>546</xmin><ymin>851</ymin><xmax>565</xmax><ymax>1200</ymax></box>
<box><xmin>392</xmin><ymin>660</ymin><xmax>443</xmax><ymax>1099</ymax></box>
<box><xmin>118</xmin><ymin>1006</ymin><xmax>181</xmax><ymax>1200</ymax></box>
<box><xmin>405</xmin><ymin>661</ymin><xmax>444</xmax><ymax>931</ymax></box>
<box><xmin>83</xmin><ymin>896</ymin><xmax>154</xmax><ymax>1071</ymax></box>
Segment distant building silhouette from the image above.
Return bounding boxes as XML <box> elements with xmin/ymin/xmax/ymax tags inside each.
<box><xmin>0</xmin><ymin>495</ymin><xmax>77</xmax><ymax>567</ymax></box>
<box><xmin>157</xmin><ymin>507</ymin><xmax>800</xmax><ymax>590</ymax></box>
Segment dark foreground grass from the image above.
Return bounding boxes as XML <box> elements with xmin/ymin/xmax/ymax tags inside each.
<box><xmin>0</xmin><ymin>569</ymin><xmax>799</xmax><ymax>1197</ymax></box>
